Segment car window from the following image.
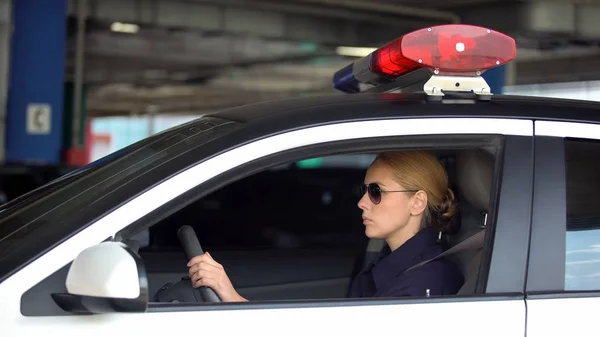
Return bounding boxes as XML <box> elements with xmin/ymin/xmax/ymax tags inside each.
<box><xmin>134</xmin><ymin>154</ymin><xmax>375</xmax><ymax>301</ymax></box>
<box><xmin>131</xmin><ymin>146</ymin><xmax>501</xmax><ymax>303</ymax></box>
<box><xmin>564</xmin><ymin>139</ymin><xmax>600</xmax><ymax>291</ymax></box>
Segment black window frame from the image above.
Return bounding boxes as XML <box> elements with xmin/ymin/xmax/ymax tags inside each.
<box><xmin>526</xmin><ymin>136</ymin><xmax>566</xmax><ymax>294</ymax></box>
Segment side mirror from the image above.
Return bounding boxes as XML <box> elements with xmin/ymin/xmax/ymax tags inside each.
<box><xmin>51</xmin><ymin>242</ymin><xmax>148</xmax><ymax>314</ymax></box>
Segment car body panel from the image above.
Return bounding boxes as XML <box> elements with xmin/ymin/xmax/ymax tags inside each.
<box><xmin>4</xmin><ymin>91</ymin><xmax>600</xmax><ymax>336</ymax></box>
<box><xmin>7</xmin><ymin>297</ymin><xmax>526</xmax><ymax>337</ymax></box>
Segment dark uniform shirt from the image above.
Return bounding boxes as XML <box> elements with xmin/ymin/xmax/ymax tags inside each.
<box><xmin>349</xmin><ymin>227</ymin><xmax>464</xmax><ymax>298</ymax></box>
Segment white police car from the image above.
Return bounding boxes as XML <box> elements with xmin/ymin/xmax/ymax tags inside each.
<box><xmin>1</xmin><ymin>24</ymin><xmax>599</xmax><ymax>337</ymax></box>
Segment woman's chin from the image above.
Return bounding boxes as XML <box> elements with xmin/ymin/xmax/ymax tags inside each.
<box><xmin>364</xmin><ymin>226</ymin><xmax>383</xmax><ymax>239</ymax></box>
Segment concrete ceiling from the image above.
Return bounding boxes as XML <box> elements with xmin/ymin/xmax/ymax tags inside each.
<box><xmin>67</xmin><ymin>0</ymin><xmax>600</xmax><ymax>117</ymax></box>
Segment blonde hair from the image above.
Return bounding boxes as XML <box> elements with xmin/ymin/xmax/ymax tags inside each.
<box><xmin>374</xmin><ymin>150</ymin><xmax>457</xmax><ymax>230</ymax></box>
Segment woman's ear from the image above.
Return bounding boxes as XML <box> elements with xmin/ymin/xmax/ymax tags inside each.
<box><xmin>410</xmin><ymin>191</ymin><xmax>428</xmax><ymax>216</ymax></box>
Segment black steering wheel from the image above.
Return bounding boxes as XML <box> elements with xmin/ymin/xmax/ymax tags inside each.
<box><xmin>177</xmin><ymin>225</ymin><xmax>222</xmax><ymax>303</ymax></box>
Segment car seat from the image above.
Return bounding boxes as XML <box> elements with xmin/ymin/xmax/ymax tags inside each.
<box><xmin>450</xmin><ymin>148</ymin><xmax>495</xmax><ymax>294</ymax></box>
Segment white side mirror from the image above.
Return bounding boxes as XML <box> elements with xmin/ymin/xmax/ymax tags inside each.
<box><xmin>67</xmin><ymin>242</ymin><xmax>141</xmax><ymax>298</ymax></box>
<box><xmin>52</xmin><ymin>242</ymin><xmax>148</xmax><ymax>314</ymax></box>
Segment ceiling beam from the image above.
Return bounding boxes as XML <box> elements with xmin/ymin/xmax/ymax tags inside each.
<box><xmin>516</xmin><ymin>53</ymin><xmax>600</xmax><ymax>85</ymax></box>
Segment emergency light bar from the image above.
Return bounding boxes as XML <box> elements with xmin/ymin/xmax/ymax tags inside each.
<box><xmin>333</xmin><ymin>24</ymin><xmax>516</xmax><ymax>96</ymax></box>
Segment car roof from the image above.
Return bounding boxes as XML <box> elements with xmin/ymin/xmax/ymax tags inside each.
<box><xmin>207</xmin><ymin>93</ymin><xmax>600</xmax><ymax>138</ymax></box>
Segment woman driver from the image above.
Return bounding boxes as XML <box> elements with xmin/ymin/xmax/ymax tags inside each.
<box><xmin>187</xmin><ymin>150</ymin><xmax>464</xmax><ymax>301</ymax></box>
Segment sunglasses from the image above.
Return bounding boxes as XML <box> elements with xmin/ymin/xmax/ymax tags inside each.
<box><xmin>360</xmin><ymin>183</ymin><xmax>418</xmax><ymax>205</ymax></box>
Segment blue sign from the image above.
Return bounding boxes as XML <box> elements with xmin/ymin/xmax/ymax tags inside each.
<box><xmin>5</xmin><ymin>0</ymin><xmax>67</xmax><ymax>164</ymax></box>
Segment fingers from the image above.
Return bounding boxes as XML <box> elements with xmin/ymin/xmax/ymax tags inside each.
<box><xmin>192</xmin><ymin>275</ymin><xmax>215</xmax><ymax>288</ymax></box>
<box><xmin>190</xmin><ymin>267</ymin><xmax>208</xmax><ymax>288</ymax></box>
<box><xmin>187</xmin><ymin>252</ymin><xmax>226</xmax><ymax>288</ymax></box>
<box><xmin>189</xmin><ymin>260</ymin><xmax>219</xmax><ymax>277</ymax></box>
<box><xmin>188</xmin><ymin>253</ymin><xmax>221</xmax><ymax>274</ymax></box>
<box><xmin>185</xmin><ymin>254</ymin><xmax>239</xmax><ymax>301</ymax></box>
<box><xmin>187</xmin><ymin>252</ymin><xmax>218</xmax><ymax>268</ymax></box>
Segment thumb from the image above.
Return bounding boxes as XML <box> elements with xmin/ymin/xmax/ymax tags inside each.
<box><xmin>205</xmin><ymin>252</ymin><xmax>219</xmax><ymax>264</ymax></box>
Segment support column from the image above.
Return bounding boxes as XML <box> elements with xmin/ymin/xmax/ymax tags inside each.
<box><xmin>64</xmin><ymin>0</ymin><xmax>88</xmax><ymax>166</ymax></box>
<box><xmin>505</xmin><ymin>61</ymin><xmax>517</xmax><ymax>87</ymax></box>
<box><xmin>5</xmin><ymin>0</ymin><xmax>68</xmax><ymax>164</ymax></box>
<box><xmin>0</xmin><ymin>0</ymin><xmax>11</xmax><ymax>164</ymax></box>
<box><xmin>63</xmin><ymin>82</ymin><xmax>88</xmax><ymax>166</ymax></box>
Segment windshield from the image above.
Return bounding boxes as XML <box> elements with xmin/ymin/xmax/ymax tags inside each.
<box><xmin>0</xmin><ymin>140</ymin><xmax>141</xmax><ymax>218</ymax></box>
<box><xmin>0</xmin><ymin>117</ymin><xmax>204</xmax><ymax>218</ymax></box>
<box><xmin>0</xmin><ymin>116</ymin><xmax>239</xmax><ymax>282</ymax></box>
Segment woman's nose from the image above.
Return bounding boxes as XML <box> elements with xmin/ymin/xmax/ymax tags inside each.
<box><xmin>357</xmin><ymin>192</ymin><xmax>370</xmax><ymax>210</ymax></box>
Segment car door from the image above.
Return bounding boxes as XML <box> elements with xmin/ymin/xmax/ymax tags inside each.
<box><xmin>1</xmin><ymin>117</ymin><xmax>532</xmax><ymax>337</ymax></box>
<box><xmin>526</xmin><ymin>120</ymin><xmax>600</xmax><ymax>337</ymax></box>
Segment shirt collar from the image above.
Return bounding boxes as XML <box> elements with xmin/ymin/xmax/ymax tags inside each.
<box><xmin>370</xmin><ymin>227</ymin><xmax>439</xmax><ymax>291</ymax></box>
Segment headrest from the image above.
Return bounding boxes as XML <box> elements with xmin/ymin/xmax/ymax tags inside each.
<box><xmin>456</xmin><ymin>149</ymin><xmax>495</xmax><ymax>213</ymax></box>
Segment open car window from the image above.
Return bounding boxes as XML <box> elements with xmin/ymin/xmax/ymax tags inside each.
<box><xmin>126</xmin><ymin>146</ymin><xmax>500</xmax><ymax>303</ymax></box>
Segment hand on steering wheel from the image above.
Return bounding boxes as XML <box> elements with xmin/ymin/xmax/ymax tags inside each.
<box><xmin>177</xmin><ymin>225</ymin><xmax>221</xmax><ymax>303</ymax></box>
<box><xmin>187</xmin><ymin>252</ymin><xmax>246</xmax><ymax>302</ymax></box>
<box><xmin>177</xmin><ymin>225</ymin><xmax>247</xmax><ymax>303</ymax></box>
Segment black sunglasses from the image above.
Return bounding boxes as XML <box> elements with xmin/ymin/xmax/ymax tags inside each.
<box><xmin>360</xmin><ymin>183</ymin><xmax>418</xmax><ymax>205</ymax></box>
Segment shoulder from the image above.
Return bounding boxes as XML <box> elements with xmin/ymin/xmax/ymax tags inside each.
<box><xmin>378</xmin><ymin>258</ymin><xmax>464</xmax><ymax>298</ymax></box>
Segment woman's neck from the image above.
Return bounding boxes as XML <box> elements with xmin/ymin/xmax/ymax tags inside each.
<box><xmin>386</xmin><ymin>225</ymin><xmax>420</xmax><ymax>251</ymax></box>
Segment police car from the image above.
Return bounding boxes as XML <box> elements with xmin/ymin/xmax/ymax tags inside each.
<box><xmin>1</xmin><ymin>24</ymin><xmax>599</xmax><ymax>337</ymax></box>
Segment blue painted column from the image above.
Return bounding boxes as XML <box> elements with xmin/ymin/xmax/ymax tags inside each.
<box><xmin>482</xmin><ymin>65</ymin><xmax>506</xmax><ymax>95</ymax></box>
<box><xmin>5</xmin><ymin>0</ymin><xmax>67</xmax><ymax>164</ymax></box>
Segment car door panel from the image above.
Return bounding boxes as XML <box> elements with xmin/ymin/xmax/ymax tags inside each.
<box><xmin>526</xmin><ymin>296</ymin><xmax>600</xmax><ymax>337</ymax></box>
<box><xmin>8</xmin><ymin>298</ymin><xmax>527</xmax><ymax>337</ymax></box>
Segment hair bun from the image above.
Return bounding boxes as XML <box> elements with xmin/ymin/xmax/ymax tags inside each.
<box><xmin>435</xmin><ymin>188</ymin><xmax>457</xmax><ymax>230</ymax></box>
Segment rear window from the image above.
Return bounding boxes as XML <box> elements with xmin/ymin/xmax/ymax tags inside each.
<box><xmin>564</xmin><ymin>138</ymin><xmax>600</xmax><ymax>291</ymax></box>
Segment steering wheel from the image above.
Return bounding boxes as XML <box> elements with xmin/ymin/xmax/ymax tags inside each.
<box><xmin>177</xmin><ymin>225</ymin><xmax>222</xmax><ymax>303</ymax></box>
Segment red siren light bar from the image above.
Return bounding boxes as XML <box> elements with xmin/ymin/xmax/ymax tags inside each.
<box><xmin>333</xmin><ymin>24</ymin><xmax>517</xmax><ymax>95</ymax></box>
